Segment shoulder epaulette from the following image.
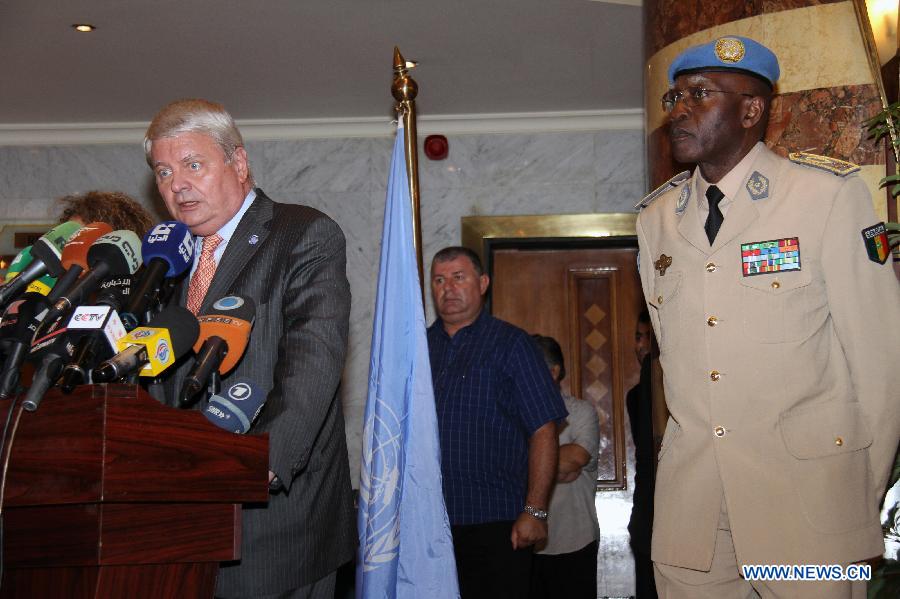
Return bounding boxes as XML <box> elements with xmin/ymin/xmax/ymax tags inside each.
<box><xmin>788</xmin><ymin>152</ymin><xmax>860</xmax><ymax>177</ymax></box>
<box><xmin>634</xmin><ymin>171</ymin><xmax>691</xmax><ymax>210</ymax></box>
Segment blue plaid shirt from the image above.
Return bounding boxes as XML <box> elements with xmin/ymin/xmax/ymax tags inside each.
<box><xmin>428</xmin><ymin>310</ymin><xmax>567</xmax><ymax>525</ymax></box>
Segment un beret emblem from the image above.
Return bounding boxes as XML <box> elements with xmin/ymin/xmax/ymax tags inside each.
<box><xmin>715</xmin><ymin>38</ymin><xmax>745</xmax><ymax>63</ymax></box>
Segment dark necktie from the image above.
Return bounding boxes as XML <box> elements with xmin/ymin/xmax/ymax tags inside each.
<box><xmin>705</xmin><ymin>185</ymin><xmax>725</xmax><ymax>245</ymax></box>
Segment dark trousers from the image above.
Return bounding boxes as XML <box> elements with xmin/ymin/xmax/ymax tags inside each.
<box><xmin>632</xmin><ymin>547</ymin><xmax>658</xmax><ymax>599</ymax></box>
<box><xmin>530</xmin><ymin>540</ymin><xmax>598</xmax><ymax>599</ymax></box>
<box><xmin>452</xmin><ymin>521</ymin><xmax>533</xmax><ymax>599</ymax></box>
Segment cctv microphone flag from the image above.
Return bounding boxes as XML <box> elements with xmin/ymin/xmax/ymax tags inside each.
<box><xmin>67</xmin><ymin>305</ymin><xmax>127</xmax><ymax>352</ymax></box>
<box><xmin>60</xmin><ymin>301</ymin><xmax>130</xmax><ymax>392</ymax></box>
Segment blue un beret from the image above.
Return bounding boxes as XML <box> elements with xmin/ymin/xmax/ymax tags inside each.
<box><xmin>668</xmin><ymin>36</ymin><xmax>780</xmax><ymax>87</ymax></box>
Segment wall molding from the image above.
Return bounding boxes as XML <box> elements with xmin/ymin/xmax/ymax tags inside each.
<box><xmin>0</xmin><ymin>109</ymin><xmax>644</xmax><ymax>146</ymax></box>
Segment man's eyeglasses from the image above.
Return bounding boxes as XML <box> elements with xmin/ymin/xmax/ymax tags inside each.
<box><xmin>661</xmin><ymin>87</ymin><xmax>754</xmax><ymax>112</ymax></box>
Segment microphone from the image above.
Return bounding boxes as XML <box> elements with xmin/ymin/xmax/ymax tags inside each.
<box><xmin>38</xmin><ymin>230</ymin><xmax>142</xmax><ymax>336</ymax></box>
<box><xmin>0</xmin><ymin>292</ymin><xmax>52</xmax><ymax>398</ymax></box>
<box><xmin>5</xmin><ymin>245</ymin><xmax>35</xmax><ymax>282</ymax></box>
<box><xmin>179</xmin><ymin>295</ymin><xmax>256</xmax><ymax>406</ymax></box>
<box><xmin>121</xmin><ymin>221</ymin><xmax>194</xmax><ymax>331</ymax></box>
<box><xmin>91</xmin><ymin>305</ymin><xmax>199</xmax><ymax>382</ymax></box>
<box><xmin>58</xmin><ymin>275</ymin><xmax>133</xmax><ymax>392</ymax></box>
<box><xmin>0</xmin><ymin>222</ymin><xmax>82</xmax><ymax>308</ymax></box>
<box><xmin>3</xmin><ymin>247</ymin><xmax>58</xmax><ymax>298</ymax></box>
<box><xmin>58</xmin><ymin>304</ymin><xmax>128</xmax><ymax>392</ymax></box>
<box><xmin>22</xmin><ymin>324</ymin><xmax>78</xmax><ymax>412</ymax></box>
<box><xmin>49</xmin><ymin>222</ymin><xmax>114</xmax><ymax>303</ymax></box>
<box><xmin>202</xmin><ymin>378</ymin><xmax>266</xmax><ymax>434</ymax></box>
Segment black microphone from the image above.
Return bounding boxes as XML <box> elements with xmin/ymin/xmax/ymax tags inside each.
<box><xmin>91</xmin><ymin>305</ymin><xmax>199</xmax><ymax>383</ymax></box>
<box><xmin>202</xmin><ymin>378</ymin><xmax>266</xmax><ymax>433</ymax></box>
<box><xmin>0</xmin><ymin>292</ymin><xmax>53</xmax><ymax>398</ymax></box>
<box><xmin>121</xmin><ymin>221</ymin><xmax>194</xmax><ymax>331</ymax></box>
<box><xmin>179</xmin><ymin>295</ymin><xmax>256</xmax><ymax>407</ymax></box>
<box><xmin>22</xmin><ymin>325</ymin><xmax>78</xmax><ymax>412</ymax></box>
<box><xmin>37</xmin><ymin>230</ymin><xmax>141</xmax><ymax>338</ymax></box>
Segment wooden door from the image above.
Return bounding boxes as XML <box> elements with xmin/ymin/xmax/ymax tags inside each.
<box><xmin>491</xmin><ymin>245</ymin><xmax>642</xmax><ymax>490</ymax></box>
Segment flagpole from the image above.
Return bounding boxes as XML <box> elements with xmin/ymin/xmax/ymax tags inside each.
<box><xmin>392</xmin><ymin>47</ymin><xmax>425</xmax><ymax>305</ymax></box>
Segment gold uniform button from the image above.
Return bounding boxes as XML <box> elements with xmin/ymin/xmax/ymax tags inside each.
<box><xmin>705</xmin><ymin>262</ymin><xmax>717</xmax><ymax>273</ymax></box>
<box><xmin>714</xmin><ymin>426</ymin><xmax>726</xmax><ymax>437</ymax></box>
<box><xmin>707</xmin><ymin>316</ymin><xmax>718</xmax><ymax>327</ymax></box>
<box><xmin>710</xmin><ymin>370</ymin><xmax>721</xmax><ymax>382</ymax></box>
<box><xmin>657</xmin><ymin>295</ymin><xmax>664</xmax><ymax>304</ymax></box>
<box><xmin>771</xmin><ymin>280</ymin><xmax>781</xmax><ymax>289</ymax></box>
<box><xmin>835</xmin><ymin>437</ymin><xmax>843</xmax><ymax>447</ymax></box>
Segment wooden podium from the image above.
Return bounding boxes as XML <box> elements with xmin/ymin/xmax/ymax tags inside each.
<box><xmin>0</xmin><ymin>384</ymin><xmax>269</xmax><ymax>598</ymax></box>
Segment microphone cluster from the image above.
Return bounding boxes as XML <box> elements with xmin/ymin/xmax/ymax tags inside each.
<box><xmin>0</xmin><ymin>220</ymin><xmax>263</xmax><ymax>432</ymax></box>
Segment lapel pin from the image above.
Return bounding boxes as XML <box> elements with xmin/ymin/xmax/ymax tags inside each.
<box><xmin>654</xmin><ymin>254</ymin><xmax>673</xmax><ymax>276</ymax></box>
<box><xmin>248</xmin><ymin>234</ymin><xmax>259</xmax><ymax>245</ymax></box>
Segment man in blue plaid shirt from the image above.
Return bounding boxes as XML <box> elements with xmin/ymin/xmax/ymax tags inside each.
<box><xmin>427</xmin><ymin>246</ymin><xmax>567</xmax><ymax>599</ymax></box>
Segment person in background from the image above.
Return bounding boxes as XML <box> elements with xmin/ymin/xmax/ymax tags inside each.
<box><xmin>57</xmin><ymin>190</ymin><xmax>155</xmax><ymax>236</ymax></box>
<box><xmin>529</xmin><ymin>334</ymin><xmax>600</xmax><ymax>599</ymax></box>
<box><xmin>626</xmin><ymin>310</ymin><xmax>657</xmax><ymax>599</ymax></box>
<box><xmin>427</xmin><ymin>246</ymin><xmax>567</xmax><ymax>599</ymax></box>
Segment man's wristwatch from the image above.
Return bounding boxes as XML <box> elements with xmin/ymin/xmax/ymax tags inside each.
<box><xmin>523</xmin><ymin>505</ymin><xmax>548</xmax><ymax>521</ymax></box>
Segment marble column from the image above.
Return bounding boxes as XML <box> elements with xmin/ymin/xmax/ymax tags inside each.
<box><xmin>643</xmin><ymin>0</ymin><xmax>890</xmax><ymax>221</ymax></box>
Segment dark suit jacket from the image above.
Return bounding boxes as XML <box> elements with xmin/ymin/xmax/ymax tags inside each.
<box><xmin>626</xmin><ymin>355</ymin><xmax>654</xmax><ymax>556</ymax></box>
<box><xmin>160</xmin><ymin>190</ymin><xmax>355</xmax><ymax>597</ymax></box>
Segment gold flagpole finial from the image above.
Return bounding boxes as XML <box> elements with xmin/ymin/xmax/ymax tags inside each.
<box><xmin>392</xmin><ymin>47</ymin><xmax>419</xmax><ymax>106</ymax></box>
<box><xmin>391</xmin><ymin>47</ymin><xmax>424</xmax><ymax>304</ymax></box>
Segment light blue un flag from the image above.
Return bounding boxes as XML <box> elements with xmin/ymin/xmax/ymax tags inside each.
<box><xmin>356</xmin><ymin>125</ymin><xmax>459</xmax><ymax>599</ymax></box>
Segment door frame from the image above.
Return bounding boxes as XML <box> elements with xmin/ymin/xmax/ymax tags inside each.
<box><xmin>461</xmin><ymin>213</ymin><xmax>638</xmax><ymax>312</ymax></box>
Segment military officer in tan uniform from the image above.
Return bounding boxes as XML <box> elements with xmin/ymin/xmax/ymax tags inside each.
<box><xmin>636</xmin><ymin>36</ymin><xmax>900</xmax><ymax>598</ymax></box>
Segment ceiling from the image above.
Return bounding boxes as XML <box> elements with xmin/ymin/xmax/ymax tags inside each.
<box><xmin>0</xmin><ymin>0</ymin><xmax>643</xmax><ymax>127</ymax></box>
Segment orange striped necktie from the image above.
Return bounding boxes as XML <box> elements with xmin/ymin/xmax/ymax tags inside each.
<box><xmin>186</xmin><ymin>233</ymin><xmax>223</xmax><ymax>315</ymax></box>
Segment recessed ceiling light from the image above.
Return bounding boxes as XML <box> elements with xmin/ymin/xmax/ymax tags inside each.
<box><xmin>72</xmin><ymin>24</ymin><xmax>96</xmax><ymax>33</ymax></box>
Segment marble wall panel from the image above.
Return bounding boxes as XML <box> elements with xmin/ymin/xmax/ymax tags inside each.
<box><xmin>247</xmin><ymin>138</ymin><xmax>380</xmax><ymax>194</ymax></box>
<box><xmin>418</xmin><ymin>131</ymin><xmax>596</xmax><ymax>191</ymax></box>
<box><xmin>0</xmin><ymin>146</ymin><xmax>51</xmax><ymax>200</ymax></box>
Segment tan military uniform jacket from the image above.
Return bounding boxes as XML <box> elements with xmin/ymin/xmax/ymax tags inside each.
<box><xmin>636</xmin><ymin>145</ymin><xmax>900</xmax><ymax>570</ymax></box>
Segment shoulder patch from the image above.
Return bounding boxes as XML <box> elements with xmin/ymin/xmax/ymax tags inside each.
<box><xmin>862</xmin><ymin>222</ymin><xmax>890</xmax><ymax>265</ymax></box>
<box><xmin>788</xmin><ymin>152</ymin><xmax>860</xmax><ymax>177</ymax></box>
<box><xmin>635</xmin><ymin>171</ymin><xmax>691</xmax><ymax>210</ymax></box>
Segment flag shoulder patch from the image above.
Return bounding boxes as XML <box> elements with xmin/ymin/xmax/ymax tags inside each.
<box><xmin>862</xmin><ymin>222</ymin><xmax>890</xmax><ymax>264</ymax></box>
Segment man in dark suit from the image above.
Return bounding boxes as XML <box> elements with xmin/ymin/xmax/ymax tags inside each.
<box><xmin>625</xmin><ymin>310</ymin><xmax>657</xmax><ymax>599</ymax></box>
<box><xmin>144</xmin><ymin>98</ymin><xmax>355</xmax><ymax>598</ymax></box>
